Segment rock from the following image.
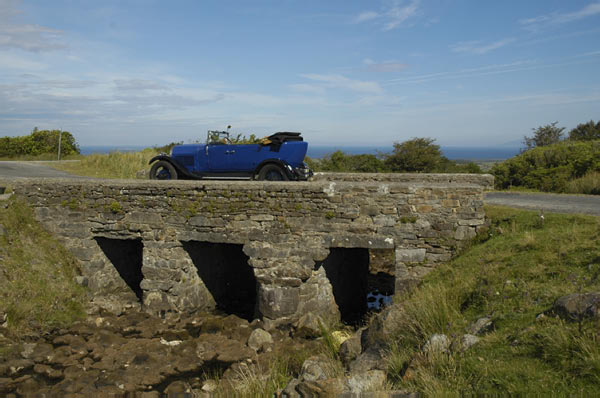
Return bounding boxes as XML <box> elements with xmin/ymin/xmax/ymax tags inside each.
<box><xmin>0</xmin><ymin>224</ymin><xmax>6</xmax><ymax>237</ymax></box>
<box><xmin>281</xmin><ymin>378</ymin><xmax>302</xmax><ymax>398</ymax></box>
<box><xmin>295</xmin><ymin>378</ymin><xmax>345</xmax><ymax>397</ymax></box>
<box><xmin>468</xmin><ymin>316</ymin><xmax>493</xmax><ymax>335</ymax></box>
<box><xmin>345</xmin><ymin>370</ymin><xmax>387</xmax><ymax>394</ymax></box>
<box><xmin>164</xmin><ymin>380</ymin><xmax>192</xmax><ymax>397</ymax></box>
<box><xmin>348</xmin><ymin>346</ymin><xmax>385</xmax><ymax>373</ymax></box>
<box><xmin>247</xmin><ymin>328</ymin><xmax>273</xmax><ymax>352</ymax></box>
<box><xmin>423</xmin><ymin>334</ymin><xmax>450</xmax><ymax>354</ymax></box>
<box><xmin>136</xmin><ymin>169</ymin><xmax>149</xmax><ymax>179</ymax></box>
<box><xmin>300</xmin><ymin>355</ymin><xmax>329</xmax><ymax>382</ymax></box>
<box><xmin>201</xmin><ymin>379</ymin><xmax>218</xmax><ymax>393</ymax></box>
<box><xmin>74</xmin><ymin>276</ymin><xmax>89</xmax><ymax>287</ymax></box>
<box><xmin>457</xmin><ymin>334</ymin><xmax>480</xmax><ymax>352</ymax></box>
<box><xmin>294</xmin><ymin>312</ymin><xmax>323</xmax><ymax>339</ymax></box>
<box><xmin>552</xmin><ymin>292</ymin><xmax>600</xmax><ymax>321</ymax></box>
<box><xmin>20</xmin><ymin>343</ymin><xmax>36</xmax><ymax>359</ymax></box>
<box><xmin>339</xmin><ymin>332</ymin><xmax>362</xmax><ymax>365</ymax></box>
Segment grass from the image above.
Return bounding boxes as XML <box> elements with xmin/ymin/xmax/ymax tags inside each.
<box><xmin>567</xmin><ymin>171</ymin><xmax>600</xmax><ymax>195</ymax></box>
<box><xmin>47</xmin><ymin>148</ymin><xmax>159</xmax><ymax>179</ymax></box>
<box><xmin>384</xmin><ymin>205</ymin><xmax>600</xmax><ymax>395</ymax></box>
<box><xmin>0</xmin><ymin>197</ymin><xmax>86</xmax><ymax>337</ymax></box>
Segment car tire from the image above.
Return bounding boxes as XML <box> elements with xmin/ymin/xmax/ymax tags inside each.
<box><xmin>149</xmin><ymin>160</ymin><xmax>178</xmax><ymax>180</ymax></box>
<box><xmin>257</xmin><ymin>164</ymin><xmax>289</xmax><ymax>181</ymax></box>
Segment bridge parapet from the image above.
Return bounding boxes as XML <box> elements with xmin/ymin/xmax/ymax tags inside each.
<box><xmin>4</xmin><ymin>174</ymin><xmax>493</xmax><ymax>326</ymax></box>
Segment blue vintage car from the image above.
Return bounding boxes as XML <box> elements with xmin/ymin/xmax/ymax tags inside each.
<box><xmin>149</xmin><ymin>131</ymin><xmax>313</xmax><ymax>181</ymax></box>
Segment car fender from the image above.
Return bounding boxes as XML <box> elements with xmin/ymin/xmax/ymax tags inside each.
<box><xmin>149</xmin><ymin>155</ymin><xmax>196</xmax><ymax>179</ymax></box>
<box><xmin>254</xmin><ymin>159</ymin><xmax>295</xmax><ymax>180</ymax></box>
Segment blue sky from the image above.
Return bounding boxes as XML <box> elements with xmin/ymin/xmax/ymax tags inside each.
<box><xmin>1</xmin><ymin>0</ymin><xmax>599</xmax><ymax>147</ymax></box>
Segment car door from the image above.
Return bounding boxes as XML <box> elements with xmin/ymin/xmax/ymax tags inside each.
<box><xmin>207</xmin><ymin>144</ymin><xmax>233</xmax><ymax>172</ymax></box>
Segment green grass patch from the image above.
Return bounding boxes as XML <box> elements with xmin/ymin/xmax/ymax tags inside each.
<box><xmin>385</xmin><ymin>205</ymin><xmax>600</xmax><ymax>395</ymax></box>
<box><xmin>47</xmin><ymin>148</ymin><xmax>160</xmax><ymax>179</ymax></box>
<box><xmin>0</xmin><ymin>198</ymin><xmax>86</xmax><ymax>336</ymax></box>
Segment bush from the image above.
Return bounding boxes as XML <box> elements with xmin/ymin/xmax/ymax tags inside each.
<box><xmin>569</xmin><ymin>120</ymin><xmax>600</xmax><ymax>141</ymax></box>
<box><xmin>0</xmin><ymin>128</ymin><xmax>79</xmax><ymax>158</ymax></box>
<box><xmin>491</xmin><ymin>140</ymin><xmax>600</xmax><ymax>192</ymax></box>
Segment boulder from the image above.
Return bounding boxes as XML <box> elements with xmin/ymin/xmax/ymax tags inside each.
<box><xmin>339</xmin><ymin>332</ymin><xmax>362</xmax><ymax>365</ymax></box>
<box><xmin>552</xmin><ymin>292</ymin><xmax>600</xmax><ymax>321</ymax></box>
<box><xmin>456</xmin><ymin>334</ymin><xmax>480</xmax><ymax>352</ymax></box>
<box><xmin>422</xmin><ymin>334</ymin><xmax>449</xmax><ymax>354</ymax></box>
<box><xmin>345</xmin><ymin>370</ymin><xmax>387</xmax><ymax>394</ymax></box>
<box><xmin>299</xmin><ymin>355</ymin><xmax>329</xmax><ymax>382</ymax></box>
<box><xmin>247</xmin><ymin>328</ymin><xmax>273</xmax><ymax>352</ymax></box>
<box><xmin>467</xmin><ymin>316</ymin><xmax>493</xmax><ymax>335</ymax></box>
<box><xmin>294</xmin><ymin>312</ymin><xmax>323</xmax><ymax>339</ymax></box>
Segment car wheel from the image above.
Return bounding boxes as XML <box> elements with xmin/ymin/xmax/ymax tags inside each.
<box><xmin>257</xmin><ymin>164</ymin><xmax>289</xmax><ymax>181</ymax></box>
<box><xmin>149</xmin><ymin>161</ymin><xmax>178</xmax><ymax>180</ymax></box>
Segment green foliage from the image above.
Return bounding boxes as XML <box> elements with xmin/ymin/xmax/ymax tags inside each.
<box><xmin>523</xmin><ymin>121</ymin><xmax>565</xmax><ymax>150</ymax></box>
<box><xmin>568</xmin><ymin>120</ymin><xmax>600</xmax><ymax>142</ymax></box>
<box><xmin>153</xmin><ymin>141</ymin><xmax>183</xmax><ymax>154</ymax></box>
<box><xmin>308</xmin><ymin>141</ymin><xmax>482</xmax><ymax>174</ymax></box>
<box><xmin>385</xmin><ymin>206</ymin><xmax>600</xmax><ymax>395</ymax></box>
<box><xmin>491</xmin><ymin>140</ymin><xmax>600</xmax><ymax>192</ymax></box>
<box><xmin>385</xmin><ymin>138</ymin><xmax>445</xmax><ymax>172</ymax></box>
<box><xmin>312</xmin><ymin>150</ymin><xmax>388</xmax><ymax>173</ymax></box>
<box><xmin>0</xmin><ymin>198</ymin><xmax>86</xmax><ymax>334</ymax></box>
<box><xmin>0</xmin><ymin>128</ymin><xmax>80</xmax><ymax>158</ymax></box>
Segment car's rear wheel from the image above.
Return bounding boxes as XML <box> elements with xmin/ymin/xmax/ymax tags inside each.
<box><xmin>150</xmin><ymin>160</ymin><xmax>178</xmax><ymax>180</ymax></box>
<box><xmin>257</xmin><ymin>164</ymin><xmax>289</xmax><ymax>181</ymax></box>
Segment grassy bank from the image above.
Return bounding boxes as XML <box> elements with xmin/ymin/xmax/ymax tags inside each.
<box><xmin>48</xmin><ymin>148</ymin><xmax>159</xmax><ymax>179</ymax></box>
<box><xmin>0</xmin><ymin>197</ymin><xmax>86</xmax><ymax>339</ymax></box>
<box><xmin>384</xmin><ymin>206</ymin><xmax>600</xmax><ymax>395</ymax></box>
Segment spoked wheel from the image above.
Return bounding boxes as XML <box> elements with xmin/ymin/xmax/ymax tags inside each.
<box><xmin>149</xmin><ymin>161</ymin><xmax>178</xmax><ymax>180</ymax></box>
<box><xmin>257</xmin><ymin>164</ymin><xmax>289</xmax><ymax>181</ymax></box>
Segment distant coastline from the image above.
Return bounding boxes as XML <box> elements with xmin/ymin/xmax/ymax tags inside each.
<box><xmin>80</xmin><ymin>145</ymin><xmax>521</xmax><ymax>161</ymax></box>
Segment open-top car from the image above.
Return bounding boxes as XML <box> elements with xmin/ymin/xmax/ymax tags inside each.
<box><xmin>149</xmin><ymin>130</ymin><xmax>313</xmax><ymax>181</ymax></box>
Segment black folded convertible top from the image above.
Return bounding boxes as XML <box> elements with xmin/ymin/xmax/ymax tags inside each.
<box><xmin>267</xmin><ymin>132</ymin><xmax>303</xmax><ymax>144</ymax></box>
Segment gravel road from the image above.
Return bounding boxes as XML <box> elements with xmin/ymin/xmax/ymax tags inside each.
<box><xmin>485</xmin><ymin>191</ymin><xmax>600</xmax><ymax>216</ymax></box>
<box><xmin>0</xmin><ymin>161</ymin><xmax>82</xmax><ymax>178</ymax></box>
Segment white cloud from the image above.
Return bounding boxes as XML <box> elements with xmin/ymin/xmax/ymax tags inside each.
<box><xmin>289</xmin><ymin>83</ymin><xmax>325</xmax><ymax>95</ymax></box>
<box><xmin>363</xmin><ymin>59</ymin><xmax>408</xmax><ymax>72</ymax></box>
<box><xmin>355</xmin><ymin>11</ymin><xmax>379</xmax><ymax>23</ymax></box>
<box><xmin>520</xmin><ymin>2</ymin><xmax>600</xmax><ymax>31</ymax></box>
<box><xmin>450</xmin><ymin>38</ymin><xmax>515</xmax><ymax>55</ymax></box>
<box><xmin>0</xmin><ymin>0</ymin><xmax>65</xmax><ymax>52</ymax></box>
<box><xmin>383</xmin><ymin>0</ymin><xmax>420</xmax><ymax>31</ymax></box>
<box><xmin>301</xmin><ymin>73</ymin><xmax>383</xmax><ymax>94</ymax></box>
<box><xmin>353</xmin><ymin>0</ymin><xmax>420</xmax><ymax>31</ymax></box>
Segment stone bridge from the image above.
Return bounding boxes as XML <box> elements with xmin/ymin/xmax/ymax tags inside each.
<box><xmin>4</xmin><ymin>173</ymin><xmax>493</xmax><ymax>327</ymax></box>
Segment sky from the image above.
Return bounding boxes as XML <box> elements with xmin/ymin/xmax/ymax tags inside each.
<box><xmin>0</xmin><ymin>0</ymin><xmax>599</xmax><ymax>147</ymax></box>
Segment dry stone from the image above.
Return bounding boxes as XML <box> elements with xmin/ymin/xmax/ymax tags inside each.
<box><xmin>4</xmin><ymin>174</ymin><xmax>492</xmax><ymax>325</ymax></box>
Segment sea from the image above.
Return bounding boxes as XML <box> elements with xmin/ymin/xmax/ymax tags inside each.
<box><xmin>80</xmin><ymin>145</ymin><xmax>521</xmax><ymax>161</ymax></box>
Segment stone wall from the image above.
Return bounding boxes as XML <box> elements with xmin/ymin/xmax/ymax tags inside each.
<box><xmin>3</xmin><ymin>174</ymin><xmax>493</xmax><ymax>326</ymax></box>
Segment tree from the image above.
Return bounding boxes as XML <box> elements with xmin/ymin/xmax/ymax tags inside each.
<box><xmin>568</xmin><ymin>120</ymin><xmax>600</xmax><ymax>141</ymax></box>
<box><xmin>523</xmin><ymin>122</ymin><xmax>564</xmax><ymax>150</ymax></box>
<box><xmin>384</xmin><ymin>137</ymin><xmax>448</xmax><ymax>172</ymax></box>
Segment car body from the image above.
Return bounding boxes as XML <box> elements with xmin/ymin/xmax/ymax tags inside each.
<box><xmin>149</xmin><ymin>131</ymin><xmax>313</xmax><ymax>181</ymax></box>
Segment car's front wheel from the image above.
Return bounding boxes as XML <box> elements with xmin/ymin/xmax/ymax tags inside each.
<box><xmin>149</xmin><ymin>160</ymin><xmax>178</xmax><ymax>180</ymax></box>
<box><xmin>257</xmin><ymin>164</ymin><xmax>289</xmax><ymax>181</ymax></box>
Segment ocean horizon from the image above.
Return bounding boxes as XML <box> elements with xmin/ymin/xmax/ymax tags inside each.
<box><xmin>80</xmin><ymin>144</ymin><xmax>522</xmax><ymax>161</ymax></box>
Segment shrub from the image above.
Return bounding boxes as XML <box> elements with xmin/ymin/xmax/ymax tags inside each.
<box><xmin>491</xmin><ymin>140</ymin><xmax>600</xmax><ymax>192</ymax></box>
<box><xmin>0</xmin><ymin>128</ymin><xmax>79</xmax><ymax>158</ymax></box>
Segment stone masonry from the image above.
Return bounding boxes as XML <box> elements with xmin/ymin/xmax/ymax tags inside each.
<box><xmin>3</xmin><ymin>173</ymin><xmax>493</xmax><ymax>326</ymax></box>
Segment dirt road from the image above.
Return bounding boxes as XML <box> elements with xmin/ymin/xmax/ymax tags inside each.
<box><xmin>485</xmin><ymin>191</ymin><xmax>600</xmax><ymax>216</ymax></box>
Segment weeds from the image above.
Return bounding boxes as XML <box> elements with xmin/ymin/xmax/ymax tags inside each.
<box><xmin>384</xmin><ymin>205</ymin><xmax>600</xmax><ymax>395</ymax></box>
<box><xmin>47</xmin><ymin>148</ymin><xmax>159</xmax><ymax>179</ymax></box>
<box><xmin>0</xmin><ymin>198</ymin><xmax>86</xmax><ymax>335</ymax></box>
